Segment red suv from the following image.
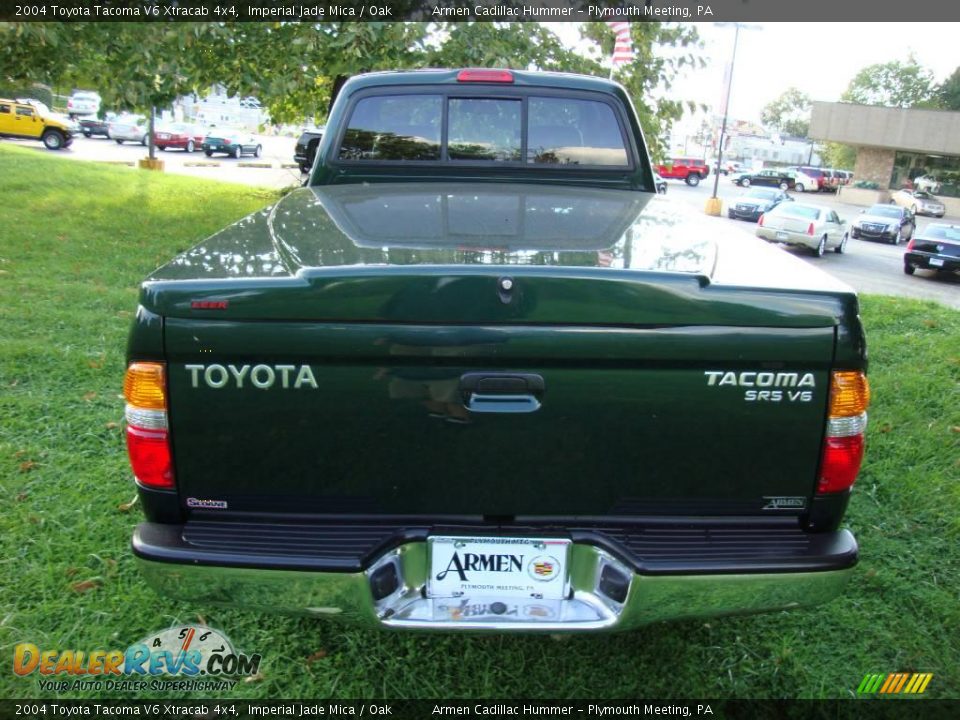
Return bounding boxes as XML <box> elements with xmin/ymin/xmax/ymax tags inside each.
<box><xmin>656</xmin><ymin>157</ymin><xmax>710</xmax><ymax>186</ymax></box>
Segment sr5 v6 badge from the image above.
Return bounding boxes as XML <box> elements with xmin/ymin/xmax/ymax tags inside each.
<box><xmin>704</xmin><ymin>370</ymin><xmax>816</xmax><ymax>403</ymax></box>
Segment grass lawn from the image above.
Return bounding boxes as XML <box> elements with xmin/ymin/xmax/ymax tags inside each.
<box><xmin>0</xmin><ymin>143</ymin><xmax>958</xmax><ymax>701</ymax></box>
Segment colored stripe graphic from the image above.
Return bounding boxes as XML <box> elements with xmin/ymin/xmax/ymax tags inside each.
<box><xmin>858</xmin><ymin>672</ymin><xmax>933</xmax><ymax>695</ymax></box>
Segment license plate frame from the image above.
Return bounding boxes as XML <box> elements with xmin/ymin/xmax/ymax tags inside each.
<box><xmin>427</xmin><ymin>536</ymin><xmax>571</xmax><ymax>601</ymax></box>
<box><xmin>929</xmin><ymin>257</ymin><xmax>945</xmax><ymax>267</ymax></box>
<box><xmin>776</xmin><ymin>231</ymin><xmax>789</xmax><ymax>240</ymax></box>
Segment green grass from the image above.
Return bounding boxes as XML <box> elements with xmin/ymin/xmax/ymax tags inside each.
<box><xmin>1</xmin><ymin>143</ymin><xmax>958</xmax><ymax>701</ymax></box>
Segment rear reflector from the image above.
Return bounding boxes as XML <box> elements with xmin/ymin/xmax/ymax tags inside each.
<box><xmin>818</xmin><ymin>434</ymin><xmax>865</xmax><ymax>494</ymax></box>
<box><xmin>124</xmin><ymin>362</ymin><xmax>174</xmax><ymax>490</ymax></box>
<box><xmin>457</xmin><ymin>69</ymin><xmax>514</xmax><ymax>83</ymax></box>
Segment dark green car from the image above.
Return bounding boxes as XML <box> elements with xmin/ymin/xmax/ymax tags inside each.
<box><xmin>201</xmin><ymin>128</ymin><xmax>262</xmax><ymax>159</ymax></box>
<box><xmin>126</xmin><ymin>69</ymin><xmax>869</xmax><ymax>632</ymax></box>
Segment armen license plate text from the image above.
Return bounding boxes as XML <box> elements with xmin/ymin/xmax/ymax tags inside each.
<box><xmin>428</xmin><ymin>537</ymin><xmax>570</xmax><ymax>601</ymax></box>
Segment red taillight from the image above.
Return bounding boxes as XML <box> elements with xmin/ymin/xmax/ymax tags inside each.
<box><xmin>818</xmin><ymin>435</ymin><xmax>865</xmax><ymax>494</ymax></box>
<box><xmin>906</xmin><ymin>237</ymin><xmax>915</xmax><ymax>250</ymax></box>
<box><xmin>457</xmin><ymin>69</ymin><xmax>514</xmax><ymax>83</ymax></box>
<box><xmin>124</xmin><ymin>362</ymin><xmax>174</xmax><ymax>490</ymax></box>
<box><xmin>758</xmin><ymin>214</ymin><xmax>765</xmax><ymax>227</ymax></box>
<box><xmin>126</xmin><ymin>426</ymin><xmax>174</xmax><ymax>489</ymax></box>
<box><xmin>817</xmin><ymin>370</ymin><xmax>870</xmax><ymax>495</ymax></box>
<box><xmin>807</xmin><ymin>222</ymin><xmax>815</xmax><ymax>236</ymax></box>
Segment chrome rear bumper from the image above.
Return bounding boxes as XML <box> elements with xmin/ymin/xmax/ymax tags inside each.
<box><xmin>135</xmin><ymin>535</ymin><xmax>854</xmax><ymax>632</ymax></box>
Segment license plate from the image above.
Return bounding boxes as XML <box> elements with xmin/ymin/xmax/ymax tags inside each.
<box><xmin>929</xmin><ymin>258</ymin><xmax>945</xmax><ymax>267</ymax></box>
<box><xmin>428</xmin><ymin>536</ymin><xmax>570</xmax><ymax>600</ymax></box>
<box><xmin>776</xmin><ymin>231</ymin><xmax>788</xmax><ymax>240</ymax></box>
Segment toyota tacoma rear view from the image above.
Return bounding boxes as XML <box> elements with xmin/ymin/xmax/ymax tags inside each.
<box><xmin>125</xmin><ymin>69</ymin><xmax>870</xmax><ymax>632</ymax></box>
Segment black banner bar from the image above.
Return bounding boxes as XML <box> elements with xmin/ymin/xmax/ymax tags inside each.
<box><xmin>2</xmin><ymin>0</ymin><xmax>960</xmax><ymax>22</ymax></box>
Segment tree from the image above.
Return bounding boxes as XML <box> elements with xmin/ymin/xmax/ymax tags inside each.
<box><xmin>841</xmin><ymin>56</ymin><xmax>937</xmax><ymax>108</ymax></box>
<box><xmin>579</xmin><ymin>22</ymin><xmax>705</xmax><ymax>161</ymax></box>
<box><xmin>938</xmin><ymin>66</ymin><xmax>960</xmax><ymax>111</ymax></box>
<box><xmin>0</xmin><ymin>21</ymin><xmax>704</xmax><ymax>157</ymax></box>
<box><xmin>761</xmin><ymin>87</ymin><xmax>811</xmax><ymax>138</ymax></box>
<box><xmin>820</xmin><ymin>142</ymin><xmax>857</xmax><ymax>171</ymax></box>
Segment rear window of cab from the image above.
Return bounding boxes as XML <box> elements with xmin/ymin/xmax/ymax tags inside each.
<box><xmin>337</xmin><ymin>93</ymin><xmax>630</xmax><ymax>167</ymax></box>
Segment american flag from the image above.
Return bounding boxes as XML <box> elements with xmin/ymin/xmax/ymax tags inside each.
<box><xmin>607</xmin><ymin>21</ymin><xmax>634</xmax><ymax>66</ymax></box>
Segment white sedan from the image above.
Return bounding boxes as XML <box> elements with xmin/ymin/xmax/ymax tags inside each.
<box><xmin>756</xmin><ymin>202</ymin><xmax>849</xmax><ymax>257</ymax></box>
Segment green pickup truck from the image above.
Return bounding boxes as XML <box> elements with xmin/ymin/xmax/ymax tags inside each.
<box><xmin>125</xmin><ymin>69</ymin><xmax>870</xmax><ymax>632</ymax></box>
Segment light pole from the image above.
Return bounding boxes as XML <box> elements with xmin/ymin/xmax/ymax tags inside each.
<box><xmin>704</xmin><ymin>23</ymin><xmax>760</xmax><ymax>216</ymax></box>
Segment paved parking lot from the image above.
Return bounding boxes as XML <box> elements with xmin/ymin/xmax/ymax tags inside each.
<box><xmin>664</xmin><ymin>177</ymin><xmax>960</xmax><ymax>309</ymax></box>
<box><xmin>5</xmin><ymin>135</ymin><xmax>958</xmax><ymax>309</ymax></box>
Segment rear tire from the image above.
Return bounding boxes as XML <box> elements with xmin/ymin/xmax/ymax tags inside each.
<box><xmin>795</xmin><ymin>183</ymin><xmax>805</xmax><ymax>193</ymax></box>
<box><xmin>254</xmin><ymin>145</ymin><xmax>262</xmax><ymax>158</ymax></box>
<box><xmin>115</xmin><ymin>139</ymin><xmax>123</xmax><ymax>144</ymax></box>
<box><xmin>814</xmin><ymin>235</ymin><xmax>826</xmax><ymax>257</ymax></box>
<box><xmin>299</xmin><ymin>164</ymin><xmax>310</xmax><ymax>174</ymax></box>
<box><xmin>204</xmin><ymin>150</ymin><xmax>213</xmax><ymax>157</ymax></box>
<box><xmin>835</xmin><ymin>233</ymin><xmax>848</xmax><ymax>254</ymax></box>
<box><xmin>686</xmin><ymin>173</ymin><xmax>700</xmax><ymax>187</ymax></box>
<box><xmin>741</xmin><ymin>177</ymin><xmax>751</xmax><ymax>187</ymax></box>
<box><xmin>904</xmin><ymin>263</ymin><xmax>915</xmax><ymax>275</ymax></box>
<box><xmin>41</xmin><ymin>129</ymin><xmax>65</xmax><ymax>150</ymax></box>
<box><xmin>158</xmin><ymin>145</ymin><xmax>166</xmax><ymax>151</ymax></box>
<box><xmin>779</xmin><ymin>181</ymin><xmax>789</xmax><ymax>191</ymax></box>
<box><xmin>232</xmin><ymin>145</ymin><xmax>240</xmax><ymax>159</ymax></box>
<box><xmin>186</xmin><ymin>140</ymin><xmax>194</xmax><ymax>153</ymax></box>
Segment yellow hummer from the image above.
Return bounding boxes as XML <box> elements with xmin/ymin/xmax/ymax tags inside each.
<box><xmin>0</xmin><ymin>98</ymin><xmax>74</xmax><ymax>150</ymax></box>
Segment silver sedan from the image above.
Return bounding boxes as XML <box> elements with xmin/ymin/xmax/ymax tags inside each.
<box><xmin>756</xmin><ymin>202</ymin><xmax>849</xmax><ymax>257</ymax></box>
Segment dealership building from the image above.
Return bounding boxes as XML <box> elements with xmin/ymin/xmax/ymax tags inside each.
<box><xmin>809</xmin><ymin>101</ymin><xmax>960</xmax><ymax>213</ymax></box>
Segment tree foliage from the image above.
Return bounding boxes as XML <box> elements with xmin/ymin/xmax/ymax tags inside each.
<box><xmin>0</xmin><ymin>21</ymin><xmax>703</xmax><ymax>154</ymax></box>
<box><xmin>760</xmin><ymin>87</ymin><xmax>811</xmax><ymax>138</ymax></box>
<box><xmin>938</xmin><ymin>66</ymin><xmax>960</xmax><ymax>111</ymax></box>
<box><xmin>841</xmin><ymin>56</ymin><xmax>938</xmax><ymax>108</ymax></box>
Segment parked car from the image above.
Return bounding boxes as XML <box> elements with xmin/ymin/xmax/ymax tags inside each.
<box><xmin>787</xmin><ymin>166</ymin><xmax>828</xmax><ymax>193</ymax></box>
<box><xmin>890</xmin><ymin>189</ymin><xmax>946</xmax><ymax>218</ymax></box>
<box><xmin>914</xmin><ymin>175</ymin><xmax>943</xmax><ymax>194</ymax></box>
<box><xmin>155</xmin><ymin>122</ymin><xmax>206</xmax><ymax>152</ymax></box>
<box><xmin>851</xmin><ymin>204</ymin><xmax>915</xmax><ymax>244</ymax></box>
<box><xmin>656</xmin><ymin>156</ymin><xmax>709</xmax><ymax>186</ymax></box>
<box><xmin>730</xmin><ymin>168</ymin><xmax>795</xmax><ymax>190</ymax></box>
<box><xmin>756</xmin><ymin>202</ymin><xmax>848</xmax><ymax>256</ymax></box>
<box><xmin>79</xmin><ymin>114</ymin><xmax>114</xmax><ymax>138</ymax></box>
<box><xmin>0</xmin><ymin>97</ymin><xmax>74</xmax><ymax>150</ymax></box>
<box><xmin>66</xmin><ymin>91</ymin><xmax>100</xmax><ymax>118</ymax></box>
<box><xmin>202</xmin><ymin>129</ymin><xmax>262</xmax><ymax>158</ymax></box>
<box><xmin>294</xmin><ymin>127</ymin><xmax>324</xmax><ymax>173</ymax></box>
<box><xmin>712</xmin><ymin>159</ymin><xmax>742</xmax><ymax>176</ymax></box>
<box><xmin>109</xmin><ymin>114</ymin><xmax>147</xmax><ymax>145</ymax></box>
<box><xmin>653</xmin><ymin>171</ymin><xmax>667</xmax><ymax>194</ymax></box>
<box><xmin>727</xmin><ymin>187</ymin><xmax>792</xmax><ymax>222</ymax></box>
<box><xmin>904</xmin><ymin>223</ymin><xmax>960</xmax><ymax>276</ymax></box>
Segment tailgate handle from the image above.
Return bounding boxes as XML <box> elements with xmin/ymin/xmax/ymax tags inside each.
<box><xmin>459</xmin><ymin>373</ymin><xmax>544</xmax><ymax>414</ymax></box>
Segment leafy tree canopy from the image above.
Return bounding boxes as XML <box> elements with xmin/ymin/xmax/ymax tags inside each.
<box><xmin>938</xmin><ymin>66</ymin><xmax>960</xmax><ymax>111</ymax></box>
<box><xmin>0</xmin><ymin>21</ymin><xmax>703</xmax><ymax>155</ymax></box>
<box><xmin>760</xmin><ymin>87</ymin><xmax>811</xmax><ymax>139</ymax></box>
<box><xmin>841</xmin><ymin>56</ymin><xmax>938</xmax><ymax>108</ymax></box>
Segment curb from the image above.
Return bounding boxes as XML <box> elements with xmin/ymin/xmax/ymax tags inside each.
<box><xmin>280</xmin><ymin>163</ymin><xmax>300</xmax><ymax>169</ymax></box>
<box><xmin>237</xmin><ymin>162</ymin><xmax>273</xmax><ymax>169</ymax></box>
<box><xmin>98</xmin><ymin>161</ymin><xmax>136</xmax><ymax>167</ymax></box>
<box><xmin>184</xmin><ymin>161</ymin><xmax>221</xmax><ymax>167</ymax></box>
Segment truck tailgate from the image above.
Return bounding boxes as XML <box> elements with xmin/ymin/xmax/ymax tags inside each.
<box><xmin>165</xmin><ymin>319</ymin><xmax>834</xmax><ymax>518</ymax></box>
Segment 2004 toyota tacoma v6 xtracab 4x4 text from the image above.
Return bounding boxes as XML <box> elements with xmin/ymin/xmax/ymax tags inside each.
<box><xmin>124</xmin><ymin>69</ymin><xmax>870</xmax><ymax>632</ymax></box>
